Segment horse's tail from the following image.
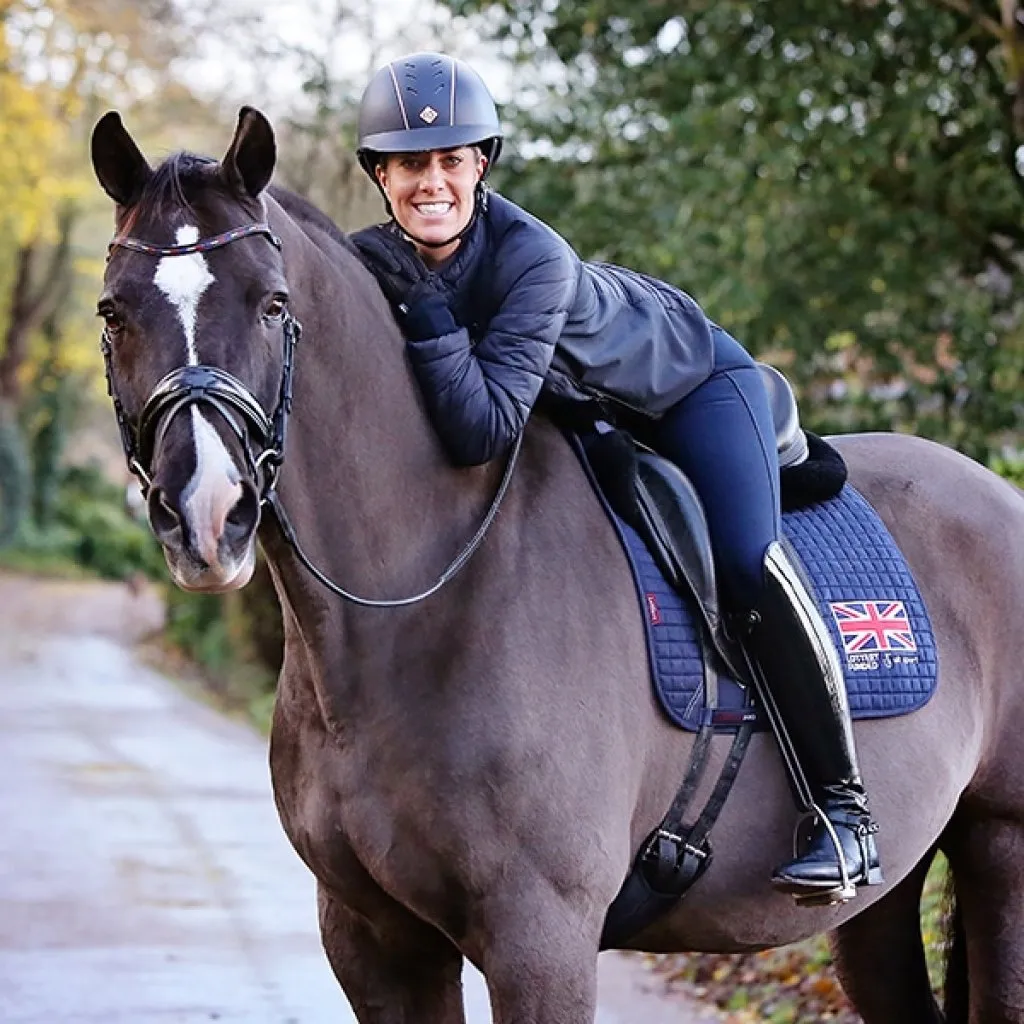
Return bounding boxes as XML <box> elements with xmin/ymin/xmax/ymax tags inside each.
<box><xmin>942</xmin><ymin>865</ymin><xmax>969</xmax><ymax>1023</ymax></box>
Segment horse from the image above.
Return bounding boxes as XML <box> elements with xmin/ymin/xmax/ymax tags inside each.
<box><xmin>90</xmin><ymin>106</ymin><xmax>1024</xmax><ymax>1024</ymax></box>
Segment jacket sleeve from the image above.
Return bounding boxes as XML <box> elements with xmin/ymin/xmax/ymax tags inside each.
<box><xmin>405</xmin><ymin>244</ymin><xmax>578</xmax><ymax>465</ymax></box>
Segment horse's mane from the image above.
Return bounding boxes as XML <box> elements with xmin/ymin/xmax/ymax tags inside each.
<box><xmin>267</xmin><ymin>184</ymin><xmax>362</xmax><ymax>260</ymax></box>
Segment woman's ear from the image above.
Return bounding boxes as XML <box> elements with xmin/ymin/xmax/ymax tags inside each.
<box><xmin>374</xmin><ymin>160</ymin><xmax>389</xmax><ymax>195</ymax></box>
<box><xmin>476</xmin><ymin>152</ymin><xmax>488</xmax><ymax>181</ymax></box>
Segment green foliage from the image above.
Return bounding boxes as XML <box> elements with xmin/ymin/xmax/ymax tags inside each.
<box><xmin>991</xmin><ymin>453</ymin><xmax>1024</xmax><ymax>487</ymax></box>
<box><xmin>446</xmin><ymin>0</ymin><xmax>1024</xmax><ymax>461</ymax></box>
<box><xmin>164</xmin><ymin>590</ymin><xmax>234</xmax><ymax>673</ymax></box>
<box><xmin>55</xmin><ymin>463</ymin><xmax>164</xmax><ymax>579</ymax></box>
<box><xmin>22</xmin><ymin>355</ymin><xmax>80</xmax><ymax>528</ymax></box>
<box><xmin>2</xmin><ymin>461</ymin><xmax>164</xmax><ymax>580</ymax></box>
<box><xmin>162</xmin><ymin>557</ymin><xmax>282</xmax><ymax>733</ymax></box>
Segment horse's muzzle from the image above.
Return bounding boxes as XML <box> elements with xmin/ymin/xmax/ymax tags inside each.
<box><xmin>149</xmin><ymin>478</ymin><xmax>261</xmax><ymax>592</ymax></box>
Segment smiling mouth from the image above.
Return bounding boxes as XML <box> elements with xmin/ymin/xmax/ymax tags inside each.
<box><xmin>414</xmin><ymin>202</ymin><xmax>454</xmax><ymax>217</ymax></box>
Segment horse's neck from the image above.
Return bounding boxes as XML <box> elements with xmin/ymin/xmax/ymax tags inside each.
<box><xmin>265</xmin><ymin>202</ymin><xmax>501</xmax><ymax>649</ymax></box>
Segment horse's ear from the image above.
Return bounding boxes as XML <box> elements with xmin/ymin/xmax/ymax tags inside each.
<box><xmin>220</xmin><ymin>106</ymin><xmax>276</xmax><ymax>199</ymax></box>
<box><xmin>91</xmin><ymin>111</ymin><xmax>152</xmax><ymax>207</ymax></box>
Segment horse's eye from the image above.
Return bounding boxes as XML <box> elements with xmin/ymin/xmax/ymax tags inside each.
<box><xmin>97</xmin><ymin>304</ymin><xmax>124</xmax><ymax>334</ymax></box>
<box><xmin>264</xmin><ymin>294</ymin><xmax>288</xmax><ymax>320</ymax></box>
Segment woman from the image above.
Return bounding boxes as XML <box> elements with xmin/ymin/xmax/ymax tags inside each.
<box><xmin>350</xmin><ymin>51</ymin><xmax>881</xmax><ymax>904</ymax></box>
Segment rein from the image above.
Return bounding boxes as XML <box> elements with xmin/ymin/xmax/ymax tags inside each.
<box><xmin>103</xmin><ymin>218</ymin><xmax>519</xmax><ymax>609</ymax></box>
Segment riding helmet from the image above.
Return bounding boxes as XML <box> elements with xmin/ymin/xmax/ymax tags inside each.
<box><xmin>356</xmin><ymin>52</ymin><xmax>503</xmax><ymax>181</ymax></box>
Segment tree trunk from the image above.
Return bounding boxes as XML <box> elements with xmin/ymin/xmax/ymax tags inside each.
<box><xmin>29</xmin><ymin>308</ymin><xmax>75</xmax><ymax>530</ymax></box>
<box><xmin>0</xmin><ymin>399</ymin><xmax>30</xmax><ymax>547</ymax></box>
<box><xmin>0</xmin><ymin>206</ymin><xmax>75</xmax><ymax>404</ymax></box>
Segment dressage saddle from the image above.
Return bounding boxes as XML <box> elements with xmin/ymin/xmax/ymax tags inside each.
<box><xmin>584</xmin><ymin>363</ymin><xmax>845</xmax><ymax>682</ymax></box>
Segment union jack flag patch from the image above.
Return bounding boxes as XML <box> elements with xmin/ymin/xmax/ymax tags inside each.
<box><xmin>829</xmin><ymin>600</ymin><xmax>917</xmax><ymax>654</ymax></box>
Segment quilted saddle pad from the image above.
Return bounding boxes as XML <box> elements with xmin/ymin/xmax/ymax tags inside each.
<box><xmin>607</xmin><ymin>484</ymin><xmax>938</xmax><ymax>732</ymax></box>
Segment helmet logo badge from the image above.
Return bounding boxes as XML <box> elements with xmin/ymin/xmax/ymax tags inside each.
<box><xmin>419</xmin><ymin>105</ymin><xmax>439</xmax><ymax>124</ymax></box>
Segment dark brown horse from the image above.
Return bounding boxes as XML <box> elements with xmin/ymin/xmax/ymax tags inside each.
<box><xmin>91</xmin><ymin>107</ymin><xmax>1024</xmax><ymax>1024</ymax></box>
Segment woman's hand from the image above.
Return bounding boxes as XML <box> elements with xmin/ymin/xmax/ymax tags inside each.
<box><xmin>351</xmin><ymin>226</ymin><xmax>457</xmax><ymax>338</ymax></box>
<box><xmin>350</xmin><ymin>226</ymin><xmax>438</xmax><ymax>307</ymax></box>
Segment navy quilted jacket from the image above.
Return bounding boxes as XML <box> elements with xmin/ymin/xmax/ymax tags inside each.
<box><xmin>367</xmin><ymin>192</ymin><xmax>715</xmax><ymax>465</ymax></box>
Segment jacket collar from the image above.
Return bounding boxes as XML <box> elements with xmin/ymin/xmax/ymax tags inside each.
<box><xmin>436</xmin><ymin>204</ymin><xmax>488</xmax><ymax>291</ymax></box>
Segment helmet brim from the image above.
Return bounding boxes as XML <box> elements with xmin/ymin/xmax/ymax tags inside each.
<box><xmin>359</xmin><ymin>125</ymin><xmax>501</xmax><ymax>155</ymax></box>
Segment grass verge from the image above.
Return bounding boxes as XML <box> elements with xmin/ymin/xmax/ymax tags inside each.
<box><xmin>648</xmin><ymin>853</ymin><xmax>950</xmax><ymax>1022</ymax></box>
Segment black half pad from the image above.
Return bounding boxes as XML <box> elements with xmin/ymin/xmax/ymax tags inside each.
<box><xmin>780</xmin><ymin>432</ymin><xmax>848</xmax><ymax>512</ymax></box>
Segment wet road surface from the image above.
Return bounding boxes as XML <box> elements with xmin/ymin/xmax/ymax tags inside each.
<box><xmin>0</xmin><ymin>575</ymin><xmax>719</xmax><ymax>1023</ymax></box>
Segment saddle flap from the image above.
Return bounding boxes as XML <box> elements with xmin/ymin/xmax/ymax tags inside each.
<box><xmin>633</xmin><ymin>451</ymin><xmax>720</xmax><ymax>634</ymax></box>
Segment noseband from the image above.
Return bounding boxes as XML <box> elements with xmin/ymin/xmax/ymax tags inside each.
<box><xmin>101</xmin><ymin>222</ymin><xmax>301</xmax><ymax>500</ymax></box>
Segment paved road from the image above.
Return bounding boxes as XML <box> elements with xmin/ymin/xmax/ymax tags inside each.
<box><xmin>0</xmin><ymin>576</ymin><xmax>718</xmax><ymax>1023</ymax></box>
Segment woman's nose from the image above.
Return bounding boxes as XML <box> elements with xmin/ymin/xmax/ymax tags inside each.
<box><xmin>419</xmin><ymin>163</ymin><xmax>443</xmax><ymax>190</ymax></box>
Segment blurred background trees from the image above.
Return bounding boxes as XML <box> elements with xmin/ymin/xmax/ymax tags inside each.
<box><xmin>445</xmin><ymin>0</ymin><xmax>1024</xmax><ymax>462</ymax></box>
<box><xmin>0</xmin><ymin>0</ymin><xmax>196</xmax><ymax>547</ymax></box>
<box><xmin>1</xmin><ymin>0</ymin><xmax>1021</xmax><ymax>661</ymax></box>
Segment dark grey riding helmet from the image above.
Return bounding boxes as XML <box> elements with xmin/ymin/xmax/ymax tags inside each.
<box><xmin>357</xmin><ymin>52</ymin><xmax>503</xmax><ymax>181</ymax></box>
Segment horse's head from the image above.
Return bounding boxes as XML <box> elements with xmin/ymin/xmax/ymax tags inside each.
<box><xmin>91</xmin><ymin>107</ymin><xmax>295</xmax><ymax>592</ymax></box>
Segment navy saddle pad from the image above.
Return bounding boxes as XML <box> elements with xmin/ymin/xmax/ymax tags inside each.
<box><xmin>586</xmin><ymin>459</ymin><xmax>939</xmax><ymax>732</ymax></box>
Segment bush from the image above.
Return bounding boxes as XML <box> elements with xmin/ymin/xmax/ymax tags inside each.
<box><xmin>162</xmin><ymin>556</ymin><xmax>282</xmax><ymax>731</ymax></box>
<box><xmin>990</xmin><ymin>455</ymin><xmax>1024</xmax><ymax>489</ymax></box>
<box><xmin>0</xmin><ymin>461</ymin><xmax>165</xmax><ymax>581</ymax></box>
<box><xmin>54</xmin><ymin>464</ymin><xmax>165</xmax><ymax>580</ymax></box>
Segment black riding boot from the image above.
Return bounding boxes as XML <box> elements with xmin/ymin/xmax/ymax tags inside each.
<box><xmin>744</xmin><ymin>541</ymin><xmax>883</xmax><ymax>905</ymax></box>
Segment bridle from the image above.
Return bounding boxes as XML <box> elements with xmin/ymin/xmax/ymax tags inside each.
<box><xmin>102</xmin><ymin>218</ymin><xmax>519</xmax><ymax>608</ymax></box>
<box><xmin>103</xmin><ymin>222</ymin><xmax>299</xmax><ymax>500</ymax></box>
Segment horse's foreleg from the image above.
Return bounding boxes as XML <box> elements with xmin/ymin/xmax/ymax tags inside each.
<box><xmin>946</xmin><ymin>814</ymin><xmax>1024</xmax><ymax>1024</ymax></box>
<box><xmin>475</xmin><ymin>899</ymin><xmax>601</xmax><ymax>1024</ymax></box>
<box><xmin>318</xmin><ymin>880</ymin><xmax>466</xmax><ymax>1024</ymax></box>
<box><xmin>828</xmin><ymin>852</ymin><xmax>943</xmax><ymax>1023</ymax></box>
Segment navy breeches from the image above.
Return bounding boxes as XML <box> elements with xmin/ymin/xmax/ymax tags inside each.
<box><xmin>654</xmin><ymin>328</ymin><xmax>780</xmax><ymax>610</ymax></box>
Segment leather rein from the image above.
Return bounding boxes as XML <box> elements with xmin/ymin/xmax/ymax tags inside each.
<box><xmin>103</xmin><ymin>220</ymin><xmax>519</xmax><ymax>608</ymax></box>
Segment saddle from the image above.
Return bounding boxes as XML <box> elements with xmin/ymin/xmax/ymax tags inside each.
<box><xmin>582</xmin><ymin>363</ymin><xmax>846</xmax><ymax>681</ymax></box>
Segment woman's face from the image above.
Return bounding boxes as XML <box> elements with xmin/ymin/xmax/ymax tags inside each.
<box><xmin>375</xmin><ymin>147</ymin><xmax>487</xmax><ymax>263</ymax></box>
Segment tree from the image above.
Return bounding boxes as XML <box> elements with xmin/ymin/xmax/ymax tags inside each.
<box><xmin>442</xmin><ymin>0</ymin><xmax>1024</xmax><ymax>461</ymax></box>
<box><xmin>0</xmin><ymin>0</ymin><xmax>227</xmax><ymax>540</ymax></box>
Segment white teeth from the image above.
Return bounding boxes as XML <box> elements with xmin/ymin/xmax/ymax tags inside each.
<box><xmin>416</xmin><ymin>203</ymin><xmax>452</xmax><ymax>215</ymax></box>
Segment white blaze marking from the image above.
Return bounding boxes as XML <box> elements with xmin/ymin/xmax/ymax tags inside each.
<box><xmin>153</xmin><ymin>225</ymin><xmax>215</xmax><ymax>365</ymax></box>
<box><xmin>151</xmin><ymin>225</ymin><xmax>247</xmax><ymax>575</ymax></box>
<box><xmin>183</xmin><ymin>408</ymin><xmax>243</xmax><ymax>567</ymax></box>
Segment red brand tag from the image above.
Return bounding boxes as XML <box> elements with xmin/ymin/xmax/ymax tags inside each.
<box><xmin>645</xmin><ymin>592</ymin><xmax>662</xmax><ymax>625</ymax></box>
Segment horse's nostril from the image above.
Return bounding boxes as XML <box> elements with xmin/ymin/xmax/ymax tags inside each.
<box><xmin>148</xmin><ymin>486</ymin><xmax>182</xmax><ymax>540</ymax></box>
<box><xmin>224</xmin><ymin>482</ymin><xmax>260</xmax><ymax>539</ymax></box>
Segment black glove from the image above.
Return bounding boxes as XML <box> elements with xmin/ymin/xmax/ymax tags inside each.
<box><xmin>402</xmin><ymin>287</ymin><xmax>458</xmax><ymax>340</ymax></box>
<box><xmin>350</xmin><ymin>225</ymin><xmax>440</xmax><ymax>308</ymax></box>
